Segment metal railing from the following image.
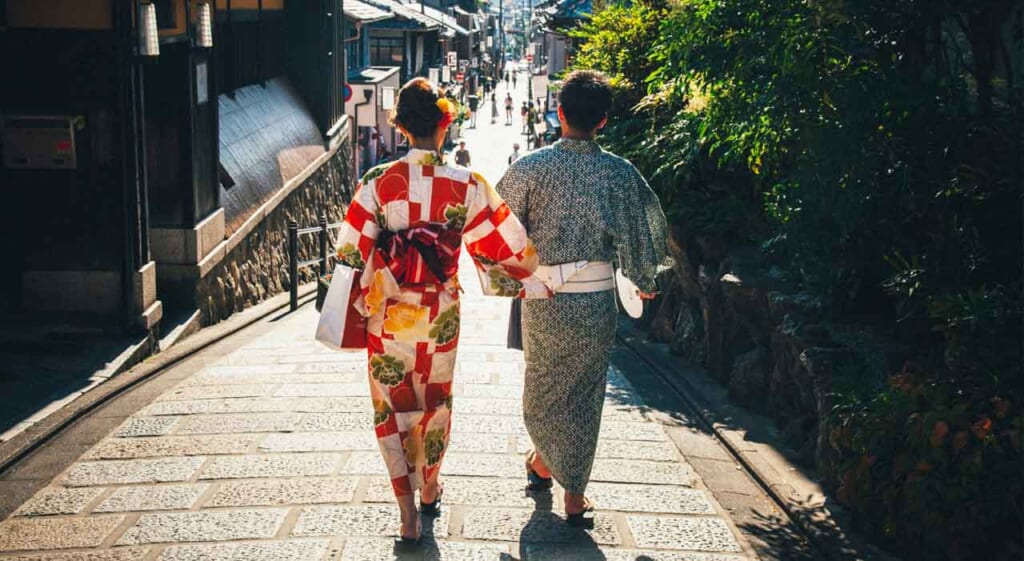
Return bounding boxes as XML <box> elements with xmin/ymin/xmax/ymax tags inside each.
<box><xmin>287</xmin><ymin>214</ymin><xmax>344</xmax><ymax>311</ymax></box>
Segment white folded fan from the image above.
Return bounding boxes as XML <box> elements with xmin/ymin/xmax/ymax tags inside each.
<box><xmin>615</xmin><ymin>269</ymin><xmax>644</xmax><ymax>319</ymax></box>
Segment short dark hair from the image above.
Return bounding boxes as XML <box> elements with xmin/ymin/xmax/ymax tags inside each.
<box><xmin>558</xmin><ymin>70</ymin><xmax>612</xmax><ymax>131</ymax></box>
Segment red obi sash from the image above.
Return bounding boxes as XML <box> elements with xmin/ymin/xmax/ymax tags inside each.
<box><xmin>373</xmin><ymin>222</ymin><xmax>461</xmax><ymax>286</ymax></box>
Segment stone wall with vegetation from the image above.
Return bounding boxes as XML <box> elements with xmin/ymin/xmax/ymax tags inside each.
<box><xmin>197</xmin><ymin>139</ymin><xmax>353</xmax><ymax>325</ymax></box>
<box><xmin>568</xmin><ymin>1</ymin><xmax>1022</xmax><ymax>559</ymax></box>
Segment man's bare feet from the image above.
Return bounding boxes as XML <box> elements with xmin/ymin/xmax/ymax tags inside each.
<box><xmin>565</xmin><ymin>492</ymin><xmax>593</xmax><ymax>515</ymax></box>
<box><xmin>527</xmin><ymin>450</ymin><xmax>552</xmax><ymax>479</ymax></box>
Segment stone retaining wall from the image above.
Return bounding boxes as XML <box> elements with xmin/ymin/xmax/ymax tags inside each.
<box><xmin>643</xmin><ymin>232</ymin><xmax>899</xmax><ymax>485</ymax></box>
<box><xmin>196</xmin><ymin>140</ymin><xmax>353</xmax><ymax>325</ymax></box>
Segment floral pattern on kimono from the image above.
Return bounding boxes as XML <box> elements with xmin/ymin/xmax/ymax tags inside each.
<box><xmin>334</xmin><ymin>148</ymin><xmax>549</xmax><ymax>497</ymax></box>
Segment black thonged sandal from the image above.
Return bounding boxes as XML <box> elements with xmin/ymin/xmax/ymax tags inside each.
<box><xmin>525</xmin><ymin>450</ymin><xmax>554</xmax><ymax>492</ymax></box>
<box><xmin>419</xmin><ymin>485</ymin><xmax>444</xmax><ymax>517</ymax></box>
<box><xmin>566</xmin><ymin>503</ymin><xmax>596</xmax><ymax>528</ymax></box>
<box><xmin>394</xmin><ymin>523</ymin><xmax>422</xmax><ymax>550</ymax></box>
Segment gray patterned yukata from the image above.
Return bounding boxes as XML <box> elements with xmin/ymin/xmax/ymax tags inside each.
<box><xmin>496</xmin><ymin>138</ymin><xmax>670</xmax><ymax>494</ymax></box>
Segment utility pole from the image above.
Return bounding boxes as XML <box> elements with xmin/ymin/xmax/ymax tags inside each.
<box><xmin>526</xmin><ymin>0</ymin><xmax>532</xmax><ymax>97</ymax></box>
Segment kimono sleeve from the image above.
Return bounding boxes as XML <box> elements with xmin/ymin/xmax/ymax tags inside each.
<box><xmin>463</xmin><ymin>172</ymin><xmax>550</xmax><ymax>299</ymax></box>
<box><xmin>334</xmin><ymin>171</ymin><xmax>384</xmax><ymax>269</ymax></box>
<box><xmin>613</xmin><ymin>164</ymin><xmax>672</xmax><ymax>293</ymax></box>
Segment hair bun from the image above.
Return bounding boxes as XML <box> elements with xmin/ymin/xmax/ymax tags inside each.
<box><xmin>390</xmin><ymin>78</ymin><xmax>444</xmax><ymax>138</ymax></box>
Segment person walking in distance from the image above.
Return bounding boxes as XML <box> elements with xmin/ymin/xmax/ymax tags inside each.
<box><xmin>496</xmin><ymin>70</ymin><xmax>671</xmax><ymax>528</ymax></box>
<box><xmin>491</xmin><ymin>93</ymin><xmax>500</xmax><ymax>125</ymax></box>
<box><xmin>520</xmin><ymin>101</ymin><xmax>529</xmax><ymax>133</ymax></box>
<box><xmin>512</xmin><ymin>71</ymin><xmax>518</xmax><ymax>90</ymax></box>
<box><xmin>505</xmin><ymin>93</ymin><xmax>514</xmax><ymax>125</ymax></box>
<box><xmin>508</xmin><ymin>143</ymin><xmax>521</xmax><ymax>165</ymax></box>
<box><xmin>454</xmin><ymin>140</ymin><xmax>471</xmax><ymax>167</ymax></box>
<box><xmin>334</xmin><ymin>78</ymin><xmax>549</xmax><ymax>547</ymax></box>
<box><xmin>526</xmin><ymin>102</ymin><xmax>538</xmax><ymax>147</ymax></box>
<box><xmin>467</xmin><ymin>94</ymin><xmax>480</xmax><ymax>128</ymax></box>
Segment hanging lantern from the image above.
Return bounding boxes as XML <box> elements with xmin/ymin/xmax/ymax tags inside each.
<box><xmin>139</xmin><ymin>2</ymin><xmax>160</xmax><ymax>56</ymax></box>
<box><xmin>196</xmin><ymin>2</ymin><xmax>214</xmax><ymax>48</ymax></box>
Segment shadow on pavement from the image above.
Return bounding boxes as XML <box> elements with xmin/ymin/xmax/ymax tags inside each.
<box><xmin>736</xmin><ymin>507</ymin><xmax>816</xmax><ymax>561</ymax></box>
<box><xmin>514</xmin><ymin>489</ymin><xmax>607</xmax><ymax>561</ymax></box>
<box><xmin>0</xmin><ymin>327</ymin><xmax>145</xmax><ymax>438</ymax></box>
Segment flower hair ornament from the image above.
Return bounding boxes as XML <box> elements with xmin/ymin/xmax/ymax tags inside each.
<box><xmin>436</xmin><ymin>97</ymin><xmax>455</xmax><ymax>129</ymax></box>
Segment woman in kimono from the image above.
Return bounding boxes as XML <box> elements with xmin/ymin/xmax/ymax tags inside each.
<box><xmin>496</xmin><ymin>70</ymin><xmax>671</xmax><ymax>526</ymax></box>
<box><xmin>334</xmin><ymin>78</ymin><xmax>549</xmax><ymax>545</ymax></box>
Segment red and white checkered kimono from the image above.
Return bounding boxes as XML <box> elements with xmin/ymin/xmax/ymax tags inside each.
<box><xmin>335</xmin><ymin>148</ymin><xmax>549</xmax><ymax>497</ymax></box>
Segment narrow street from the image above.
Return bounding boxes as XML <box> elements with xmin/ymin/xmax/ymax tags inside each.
<box><xmin>447</xmin><ymin>74</ymin><xmax>533</xmax><ymax>180</ymax></box>
<box><xmin>0</xmin><ymin>78</ymin><xmax>767</xmax><ymax>560</ymax></box>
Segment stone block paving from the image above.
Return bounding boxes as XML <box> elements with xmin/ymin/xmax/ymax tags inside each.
<box><xmin>0</xmin><ymin>78</ymin><xmax>756</xmax><ymax>560</ymax></box>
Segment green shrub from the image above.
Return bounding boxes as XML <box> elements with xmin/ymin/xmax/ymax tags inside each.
<box><xmin>571</xmin><ymin>0</ymin><xmax>1023</xmax><ymax>557</ymax></box>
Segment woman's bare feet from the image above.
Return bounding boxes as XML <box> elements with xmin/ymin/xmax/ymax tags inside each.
<box><xmin>396</xmin><ymin>495</ymin><xmax>420</xmax><ymax>540</ymax></box>
<box><xmin>421</xmin><ymin>479</ymin><xmax>442</xmax><ymax>504</ymax></box>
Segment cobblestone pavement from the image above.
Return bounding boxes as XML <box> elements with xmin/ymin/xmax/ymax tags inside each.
<box><xmin>0</xmin><ymin>80</ymin><xmax>759</xmax><ymax>560</ymax></box>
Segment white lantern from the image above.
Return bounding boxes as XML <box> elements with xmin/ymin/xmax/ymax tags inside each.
<box><xmin>197</xmin><ymin>2</ymin><xmax>214</xmax><ymax>48</ymax></box>
<box><xmin>139</xmin><ymin>3</ymin><xmax>160</xmax><ymax>56</ymax></box>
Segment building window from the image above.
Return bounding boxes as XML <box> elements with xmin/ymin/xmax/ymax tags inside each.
<box><xmin>370</xmin><ymin>36</ymin><xmax>404</xmax><ymax>66</ymax></box>
<box><xmin>153</xmin><ymin>0</ymin><xmax>177</xmax><ymax>30</ymax></box>
<box><xmin>347</xmin><ymin>25</ymin><xmax>363</xmax><ymax>70</ymax></box>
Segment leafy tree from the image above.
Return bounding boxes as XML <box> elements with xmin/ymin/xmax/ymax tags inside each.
<box><xmin>572</xmin><ymin>0</ymin><xmax>1023</xmax><ymax>558</ymax></box>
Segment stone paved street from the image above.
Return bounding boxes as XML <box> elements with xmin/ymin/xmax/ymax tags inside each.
<box><xmin>0</xmin><ymin>79</ymin><xmax>759</xmax><ymax>560</ymax></box>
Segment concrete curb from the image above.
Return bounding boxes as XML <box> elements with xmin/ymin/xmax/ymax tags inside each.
<box><xmin>617</xmin><ymin>323</ymin><xmax>899</xmax><ymax>561</ymax></box>
<box><xmin>0</xmin><ymin>283</ymin><xmax>317</xmax><ymax>477</ymax></box>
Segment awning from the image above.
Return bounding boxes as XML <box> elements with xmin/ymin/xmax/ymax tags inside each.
<box><xmin>344</xmin><ymin>0</ymin><xmax>393</xmax><ymax>22</ymax></box>
<box><xmin>419</xmin><ymin>4</ymin><xmax>470</xmax><ymax>35</ymax></box>
<box><xmin>365</xmin><ymin>0</ymin><xmax>440</xmax><ymax>29</ymax></box>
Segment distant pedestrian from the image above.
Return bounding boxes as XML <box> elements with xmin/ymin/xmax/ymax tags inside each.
<box><xmin>508</xmin><ymin>143</ymin><xmax>521</xmax><ymax>165</ymax></box>
<box><xmin>520</xmin><ymin>101</ymin><xmax>529</xmax><ymax>133</ymax></box>
<box><xmin>512</xmin><ymin>71</ymin><xmax>518</xmax><ymax>90</ymax></box>
<box><xmin>527</xmin><ymin>102</ymin><xmax>537</xmax><ymax>143</ymax></box>
<box><xmin>505</xmin><ymin>93</ymin><xmax>514</xmax><ymax>125</ymax></box>
<box><xmin>454</xmin><ymin>141</ymin><xmax>471</xmax><ymax>167</ymax></box>
<box><xmin>467</xmin><ymin>94</ymin><xmax>479</xmax><ymax>128</ymax></box>
<box><xmin>505</xmin><ymin>71</ymin><xmax>510</xmax><ymax>85</ymax></box>
<box><xmin>491</xmin><ymin>93</ymin><xmax>499</xmax><ymax>124</ymax></box>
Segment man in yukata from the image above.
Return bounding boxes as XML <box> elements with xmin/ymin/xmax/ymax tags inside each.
<box><xmin>496</xmin><ymin>70</ymin><xmax>672</xmax><ymax>526</ymax></box>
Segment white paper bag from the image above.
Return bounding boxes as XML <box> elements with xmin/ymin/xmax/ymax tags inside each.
<box><xmin>315</xmin><ymin>263</ymin><xmax>366</xmax><ymax>351</ymax></box>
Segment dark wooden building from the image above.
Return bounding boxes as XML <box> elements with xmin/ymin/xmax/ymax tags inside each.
<box><xmin>0</xmin><ymin>0</ymin><xmax>349</xmax><ymax>335</ymax></box>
